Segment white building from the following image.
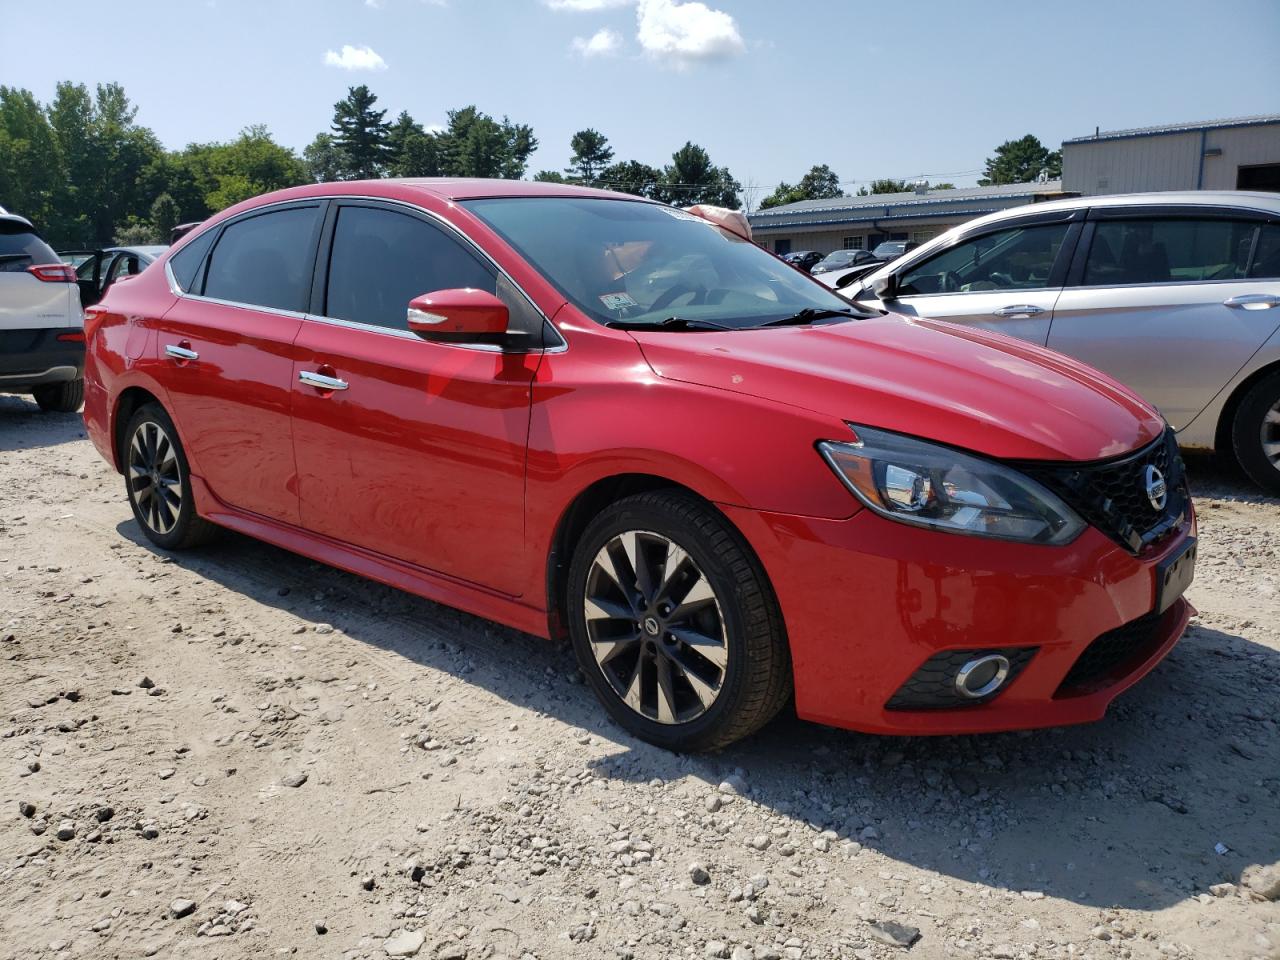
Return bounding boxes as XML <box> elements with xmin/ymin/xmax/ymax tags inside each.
<box><xmin>1062</xmin><ymin>114</ymin><xmax>1280</xmax><ymax>196</ymax></box>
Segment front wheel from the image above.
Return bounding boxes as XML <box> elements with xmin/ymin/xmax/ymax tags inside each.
<box><xmin>122</xmin><ymin>403</ymin><xmax>218</xmax><ymax>550</ymax></box>
<box><xmin>32</xmin><ymin>378</ymin><xmax>84</xmax><ymax>413</ymax></box>
<box><xmin>1231</xmin><ymin>370</ymin><xmax>1280</xmax><ymax>496</ymax></box>
<box><xmin>566</xmin><ymin>491</ymin><xmax>791</xmax><ymax>752</ymax></box>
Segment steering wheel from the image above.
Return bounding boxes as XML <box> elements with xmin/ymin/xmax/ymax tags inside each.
<box><xmin>650</xmin><ymin>281</ymin><xmax>708</xmax><ymax>312</ymax></box>
<box><xmin>942</xmin><ymin>270</ymin><xmax>962</xmax><ymax>293</ymax></box>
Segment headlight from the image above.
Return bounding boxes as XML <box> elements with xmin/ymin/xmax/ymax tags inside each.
<box><xmin>818</xmin><ymin>425</ymin><xmax>1085</xmax><ymax>545</ymax></box>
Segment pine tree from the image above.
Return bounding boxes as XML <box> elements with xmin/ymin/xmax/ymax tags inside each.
<box><xmin>330</xmin><ymin>85</ymin><xmax>391</xmax><ymax>180</ymax></box>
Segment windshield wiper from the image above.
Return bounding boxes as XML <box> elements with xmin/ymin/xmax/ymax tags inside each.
<box><xmin>753</xmin><ymin>306</ymin><xmax>868</xmax><ymax>328</ymax></box>
<box><xmin>605</xmin><ymin>316</ymin><xmax>737</xmax><ymax>332</ymax></box>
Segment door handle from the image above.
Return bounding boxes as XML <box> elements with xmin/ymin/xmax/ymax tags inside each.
<box><xmin>992</xmin><ymin>304</ymin><xmax>1045</xmax><ymax>318</ymax></box>
<box><xmin>164</xmin><ymin>342</ymin><xmax>199</xmax><ymax>361</ymax></box>
<box><xmin>1224</xmin><ymin>294</ymin><xmax>1280</xmax><ymax>310</ymax></box>
<box><xmin>299</xmin><ymin>370</ymin><xmax>349</xmax><ymax>392</ymax></box>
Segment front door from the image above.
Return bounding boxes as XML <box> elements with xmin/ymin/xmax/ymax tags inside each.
<box><xmin>1049</xmin><ymin>214</ymin><xmax>1280</xmax><ymax>429</ymax></box>
<box><xmin>290</xmin><ymin>201</ymin><xmax>542</xmax><ymax>596</ymax></box>
<box><xmin>871</xmin><ymin>219</ymin><xmax>1078</xmax><ymax>344</ymax></box>
<box><xmin>156</xmin><ymin>202</ymin><xmax>322</xmax><ymax>525</ymax></box>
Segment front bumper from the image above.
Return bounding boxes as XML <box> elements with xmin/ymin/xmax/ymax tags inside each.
<box><xmin>722</xmin><ymin>503</ymin><xmax>1195</xmax><ymax>736</ymax></box>
<box><xmin>0</xmin><ymin>328</ymin><xmax>85</xmax><ymax>391</ymax></box>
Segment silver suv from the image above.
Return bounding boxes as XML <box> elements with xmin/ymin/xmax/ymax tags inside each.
<box><xmin>848</xmin><ymin>191</ymin><xmax>1280</xmax><ymax>493</ymax></box>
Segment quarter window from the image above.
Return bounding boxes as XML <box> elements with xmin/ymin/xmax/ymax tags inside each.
<box><xmin>203</xmin><ymin>205</ymin><xmax>320</xmax><ymax>312</ymax></box>
<box><xmin>168</xmin><ymin>228</ymin><xmax>217</xmax><ymax>293</ymax></box>
<box><xmin>324</xmin><ymin>205</ymin><xmax>496</xmax><ymax>332</ymax></box>
<box><xmin>898</xmin><ymin>223</ymin><xmax>1070</xmax><ymax>296</ymax></box>
<box><xmin>1083</xmin><ymin>218</ymin><xmax>1256</xmax><ymax>286</ymax></box>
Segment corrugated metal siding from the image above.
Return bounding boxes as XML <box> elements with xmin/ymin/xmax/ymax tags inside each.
<box><xmin>1063</xmin><ymin>122</ymin><xmax>1280</xmax><ymax>194</ymax></box>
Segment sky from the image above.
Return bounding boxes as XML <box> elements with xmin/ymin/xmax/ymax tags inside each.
<box><xmin>3</xmin><ymin>0</ymin><xmax>1278</xmax><ymax>201</ymax></box>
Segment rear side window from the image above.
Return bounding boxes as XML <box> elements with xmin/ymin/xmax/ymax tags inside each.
<box><xmin>168</xmin><ymin>228</ymin><xmax>217</xmax><ymax>293</ymax></box>
<box><xmin>203</xmin><ymin>206</ymin><xmax>320</xmax><ymax>312</ymax></box>
<box><xmin>323</xmin><ymin>205</ymin><xmax>495</xmax><ymax>331</ymax></box>
<box><xmin>0</xmin><ymin>220</ymin><xmax>59</xmax><ymax>274</ymax></box>
<box><xmin>1250</xmin><ymin>223</ymin><xmax>1280</xmax><ymax>279</ymax></box>
<box><xmin>1084</xmin><ymin>218</ymin><xmax>1256</xmax><ymax>286</ymax></box>
<box><xmin>898</xmin><ymin>224</ymin><xmax>1070</xmax><ymax>296</ymax></box>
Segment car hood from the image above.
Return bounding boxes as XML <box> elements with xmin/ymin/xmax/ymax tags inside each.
<box><xmin>630</xmin><ymin>314</ymin><xmax>1164</xmax><ymax>462</ymax></box>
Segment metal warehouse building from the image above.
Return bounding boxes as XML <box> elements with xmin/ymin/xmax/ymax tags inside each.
<box><xmin>747</xmin><ymin>181</ymin><xmax>1070</xmax><ymax>256</ymax></box>
<box><xmin>1062</xmin><ymin>114</ymin><xmax>1280</xmax><ymax>195</ymax></box>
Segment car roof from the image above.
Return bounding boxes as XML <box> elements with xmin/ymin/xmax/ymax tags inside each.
<box><xmin>963</xmin><ymin>190</ymin><xmax>1280</xmax><ymax>231</ymax></box>
<box><xmin>243</xmin><ymin>177</ymin><xmax>654</xmax><ymax>206</ymax></box>
<box><xmin>0</xmin><ymin>212</ymin><xmax>36</xmax><ymax>230</ymax></box>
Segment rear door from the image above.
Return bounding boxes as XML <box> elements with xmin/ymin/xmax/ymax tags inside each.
<box><xmin>868</xmin><ymin>212</ymin><xmax>1081</xmax><ymax>344</ymax></box>
<box><xmin>155</xmin><ymin>202</ymin><xmax>323</xmax><ymax>524</ymax></box>
<box><xmin>1048</xmin><ymin>207</ymin><xmax>1280</xmax><ymax>429</ymax></box>
<box><xmin>290</xmin><ymin>200</ymin><xmax>544</xmax><ymax>596</ymax></box>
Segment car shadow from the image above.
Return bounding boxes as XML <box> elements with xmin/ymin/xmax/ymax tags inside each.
<box><xmin>0</xmin><ymin>393</ymin><xmax>87</xmax><ymax>452</ymax></box>
<box><xmin>108</xmin><ymin>453</ymin><xmax>1279</xmax><ymax>914</ymax></box>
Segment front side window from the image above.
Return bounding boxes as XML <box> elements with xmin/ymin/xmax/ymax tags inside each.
<box><xmin>1083</xmin><ymin>218</ymin><xmax>1256</xmax><ymax>286</ymax></box>
<box><xmin>203</xmin><ymin>205</ymin><xmax>320</xmax><ymax>312</ymax></box>
<box><xmin>323</xmin><ymin>205</ymin><xmax>498</xmax><ymax>332</ymax></box>
<box><xmin>465</xmin><ymin>197</ymin><xmax>855</xmax><ymax>330</ymax></box>
<box><xmin>898</xmin><ymin>223</ymin><xmax>1070</xmax><ymax>296</ymax></box>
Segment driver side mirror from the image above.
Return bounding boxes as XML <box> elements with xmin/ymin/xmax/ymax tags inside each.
<box><xmin>872</xmin><ymin>273</ymin><xmax>899</xmax><ymax>301</ymax></box>
<box><xmin>407</xmin><ymin>289</ymin><xmax>509</xmax><ymax>344</ymax></box>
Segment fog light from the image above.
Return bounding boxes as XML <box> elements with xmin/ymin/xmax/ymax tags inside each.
<box><xmin>955</xmin><ymin>655</ymin><xmax>1011</xmax><ymax>699</ymax></box>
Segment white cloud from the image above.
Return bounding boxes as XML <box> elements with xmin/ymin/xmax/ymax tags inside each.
<box><xmin>570</xmin><ymin>27</ymin><xmax>622</xmax><ymax>57</ymax></box>
<box><xmin>545</xmin><ymin>0</ymin><xmax>632</xmax><ymax>10</ymax></box>
<box><xmin>323</xmin><ymin>44</ymin><xmax>389</xmax><ymax>71</ymax></box>
<box><xmin>635</xmin><ymin>0</ymin><xmax>744</xmax><ymax>64</ymax></box>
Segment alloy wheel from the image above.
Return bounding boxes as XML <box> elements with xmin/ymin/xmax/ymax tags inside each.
<box><xmin>582</xmin><ymin>530</ymin><xmax>728</xmax><ymax>724</ymax></box>
<box><xmin>128</xmin><ymin>420</ymin><xmax>183</xmax><ymax>535</ymax></box>
<box><xmin>1264</xmin><ymin>398</ymin><xmax>1280</xmax><ymax>469</ymax></box>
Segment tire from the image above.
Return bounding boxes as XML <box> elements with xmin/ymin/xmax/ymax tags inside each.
<box><xmin>566</xmin><ymin>490</ymin><xmax>791</xmax><ymax>752</ymax></box>
<box><xmin>121</xmin><ymin>403</ymin><xmax>218</xmax><ymax>550</ymax></box>
<box><xmin>32</xmin><ymin>378</ymin><xmax>84</xmax><ymax>413</ymax></box>
<box><xmin>1231</xmin><ymin>370</ymin><xmax>1280</xmax><ymax>496</ymax></box>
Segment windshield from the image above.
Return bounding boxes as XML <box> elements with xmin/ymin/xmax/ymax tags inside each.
<box><xmin>464</xmin><ymin>197</ymin><xmax>855</xmax><ymax>329</ymax></box>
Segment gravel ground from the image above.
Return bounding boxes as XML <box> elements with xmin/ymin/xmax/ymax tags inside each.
<box><xmin>2</xmin><ymin>394</ymin><xmax>1278</xmax><ymax>960</ymax></box>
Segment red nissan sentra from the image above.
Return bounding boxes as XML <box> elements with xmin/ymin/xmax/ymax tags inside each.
<box><xmin>82</xmin><ymin>180</ymin><xmax>1197</xmax><ymax>751</ymax></box>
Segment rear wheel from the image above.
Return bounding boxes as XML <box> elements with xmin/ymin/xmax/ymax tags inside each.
<box><xmin>1231</xmin><ymin>370</ymin><xmax>1280</xmax><ymax>495</ymax></box>
<box><xmin>566</xmin><ymin>491</ymin><xmax>791</xmax><ymax>752</ymax></box>
<box><xmin>122</xmin><ymin>403</ymin><xmax>217</xmax><ymax>550</ymax></box>
<box><xmin>32</xmin><ymin>379</ymin><xmax>84</xmax><ymax>413</ymax></box>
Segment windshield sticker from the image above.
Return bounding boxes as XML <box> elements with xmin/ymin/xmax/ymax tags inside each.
<box><xmin>659</xmin><ymin>207</ymin><xmax>708</xmax><ymax>224</ymax></box>
<box><xmin>599</xmin><ymin>292</ymin><xmax>639</xmax><ymax>310</ymax></box>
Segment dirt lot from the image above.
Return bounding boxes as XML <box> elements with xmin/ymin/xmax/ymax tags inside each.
<box><xmin>1</xmin><ymin>395</ymin><xmax>1278</xmax><ymax>960</ymax></box>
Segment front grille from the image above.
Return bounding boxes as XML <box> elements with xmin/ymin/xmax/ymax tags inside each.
<box><xmin>886</xmin><ymin>647</ymin><xmax>1037</xmax><ymax>710</ymax></box>
<box><xmin>1054</xmin><ymin>612</ymin><xmax>1162</xmax><ymax>698</ymax></box>
<box><xmin>1023</xmin><ymin>429</ymin><xmax>1188</xmax><ymax>554</ymax></box>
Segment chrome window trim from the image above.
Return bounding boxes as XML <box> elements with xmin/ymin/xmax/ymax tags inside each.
<box><xmin>162</xmin><ymin>194</ymin><xmax>569</xmax><ymax>354</ymax></box>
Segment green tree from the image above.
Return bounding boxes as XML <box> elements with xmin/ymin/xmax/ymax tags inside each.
<box><xmin>437</xmin><ymin>106</ymin><xmax>537</xmax><ymax>179</ymax></box>
<box><xmin>654</xmin><ymin>142</ymin><xmax>741</xmax><ymax>208</ymax></box>
<box><xmin>302</xmin><ymin>133</ymin><xmax>343</xmax><ymax>183</ymax></box>
<box><xmin>857</xmin><ymin>178</ymin><xmax>910</xmax><ymax>196</ymax></box>
<box><xmin>760</xmin><ymin>164</ymin><xmax>844</xmax><ymax>209</ymax></box>
<box><xmin>978</xmin><ymin>134</ymin><xmax>1061</xmax><ymax>185</ymax></box>
<box><xmin>0</xmin><ymin>86</ymin><xmax>62</xmax><ymax>232</ymax></box>
<box><xmin>532</xmin><ymin>170</ymin><xmax>569</xmax><ymax>183</ymax></box>
<box><xmin>331</xmin><ymin>85</ymin><xmax>391</xmax><ymax>179</ymax></box>
<box><xmin>386</xmin><ymin>111</ymin><xmax>441</xmax><ymax>178</ymax></box>
<box><xmin>597</xmin><ymin>160</ymin><xmax>662</xmax><ymax>198</ymax></box>
<box><xmin>175</xmin><ymin>126</ymin><xmax>308</xmax><ymax>215</ymax></box>
<box><xmin>565</xmin><ymin>128</ymin><xmax>614</xmax><ymax>183</ymax></box>
<box><xmin>149</xmin><ymin>192</ymin><xmax>180</xmax><ymax>240</ymax></box>
<box><xmin>931</xmin><ymin>181</ymin><xmax>956</xmax><ymax>190</ymax></box>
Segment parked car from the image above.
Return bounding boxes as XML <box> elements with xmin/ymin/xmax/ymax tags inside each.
<box><xmin>871</xmin><ymin>240</ymin><xmax>919</xmax><ymax>262</ymax></box>
<box><xmin>83</xmin><ymin>180</ymin><xmax>1196</xmax><ymax>751</ymax></box>
<box><xmin>811</xmin><ymin>249</ymin><xmax>879</xmax><ymax>275</ymax></box>
<box><xmin>783</xmin><ymin>250</ymin><xmax>823</xmax><ymax>273</ymax></box>
<box><xmin>845</xmin><ymin>191</ymin><xmax>1280</xmax><ymax>493</ymax></box>
<box><xmin>0</xmin><ymin>211</ymin><xmax>85</xmax><ymax>412</ymax></box>
<box><xmin>65</xmin><ymin>245</ymin><xmax>166</xmax><ymax>309</ymax></box>
<box><xmin>816</xmin><ymin>259</ymin><xmax>885</xmax><ymax>291</ymax></box>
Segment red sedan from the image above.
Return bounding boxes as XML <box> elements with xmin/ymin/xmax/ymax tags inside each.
<box><xmin>82</xmin><ymin>180</ymin><xmax>1196</xmax><ymax>751</ymax></box>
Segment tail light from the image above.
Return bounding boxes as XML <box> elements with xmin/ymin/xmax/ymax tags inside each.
<box><xmin>28</xmin><ymin>263</ymin><xmax>77</xmax><ymax>283</ymax></box>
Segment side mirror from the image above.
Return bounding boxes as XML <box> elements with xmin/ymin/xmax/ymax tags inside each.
<box><xmin>872</xmin><ymin>273</ymin><xmax>899</xmax><ymax>301</ymax></box>
<box><xmin>407</xmin><ymin>288</ymin><xmax>509</xmax><ymax>343</ymax></box>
